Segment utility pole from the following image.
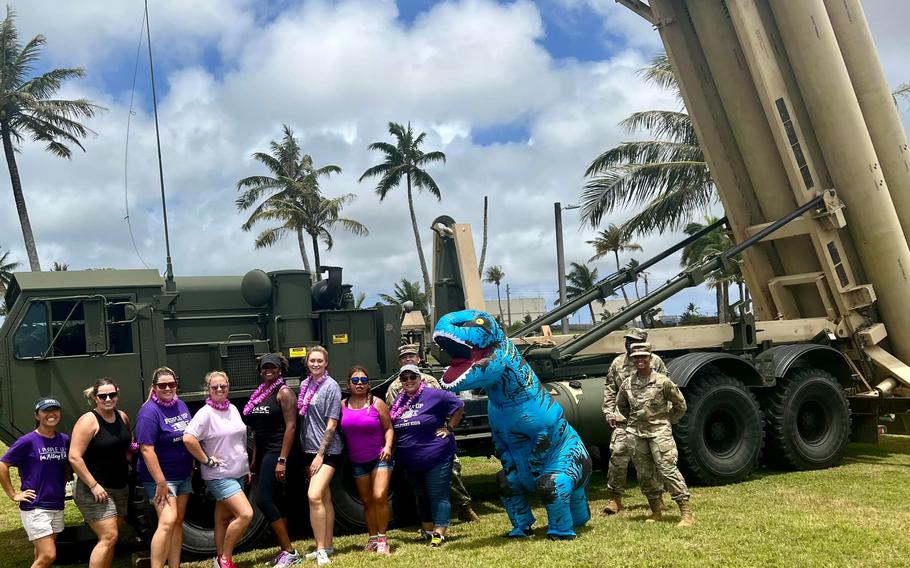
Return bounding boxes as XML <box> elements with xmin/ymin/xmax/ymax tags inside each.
<box><xmin>506</xmin><ymin>284</ymin><xmax>512</xmax><ymax>328</ymax></box>
<box><xmin>554</xmin><ymin>202</ymin><xmax>580</xmax><ymax>334</ymax></box>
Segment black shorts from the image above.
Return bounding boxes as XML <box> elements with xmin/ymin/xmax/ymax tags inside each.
<box><xmin>301</xmin><ymin>452</ymin><xmax>342</xmax><ymax>470</ymax></box>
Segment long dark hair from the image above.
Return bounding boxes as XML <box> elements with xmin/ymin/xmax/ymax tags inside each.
<box><xmin>344</xmin><ymin>365</ymin><xmax>372</xmax><ymax>410</ymax></box>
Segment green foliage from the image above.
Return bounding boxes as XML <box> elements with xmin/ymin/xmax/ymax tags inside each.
<box><xmin>579</xmin><ymin>53</ymin><xmax>716</xmax><ymax>239</ymax></box>
<box><xmin>0</xmin><ymin>8</ymin><xmax>103</xmax><ymax>270</ymax></box>
<box><xmin>560</xmin><ymin>261</ymin><xmax>599</xmax><ymax>323</ymax></box>
<box><xmin>681</xmin><ymin>216</ymin><xmax>741</xmax><ymax>322</ymax></box>
<box><xmin>587</xmin><ymin>225</ymin><xmax>641</xmax><ymax>306</ymax></box>
<box><xmin>51</xmin><ymin>261</ymin><xmax>68</xmax><ymax>271</ymax></box>
<box><xmin>0</xmin><ymin>246</ymin><xmax>19</xmax><ymax>289</ymax></box>
<box><xmin>379</xmin><ymin>278</ymin><xmax>428</xmax><ymax>315</ymax></box>
<box><xmin>484</xmin><ymin>265</ymin><xmax>505</xmax><ymax>323</ymax></box>
<box><xmin>360</xmin><ymin>121</ymin><xmax>446</xmax><ymax>297</ymax></box>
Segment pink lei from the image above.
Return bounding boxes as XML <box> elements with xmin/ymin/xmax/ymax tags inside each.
<box><xmin>151</xmin><ymin>391</ymin><xmax>178</xmax><ymax>407</ymax></box>
<box><xmin>243</xmin><ymin>378</ymin><xmax>286</xmax><ymax>416</ymax></box>
<box><xmin>390</xmin><ymin>381</ymin><xmax>426</xmax><ymax>421</ymax></box>
<box><xmin>297</xmin><ymin>373</ymin><xmax>330</xmax><ymax>416</ymax></box>
<box><xmin>205</xmin><ymin>398</ymin><xmax>230</xmax><ymax>411</ymax></box>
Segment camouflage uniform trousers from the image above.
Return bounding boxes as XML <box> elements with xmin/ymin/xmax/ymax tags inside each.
<box><xmin>629</xmin><ymin>432</ymin><xmax>689</xmax><ymax>502</ymax></box>
<box><xmin>606</xmin><ymin>427</ymin><xmax>633</xmax><ymax>494</ymax></box>
<box><xmin>450</xmin><ymin>454</ymin><xmax>472</xmax><ymax>507</ymax></box>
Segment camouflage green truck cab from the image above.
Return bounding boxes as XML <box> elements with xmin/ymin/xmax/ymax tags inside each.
<box><xmin>0</xmin><ymin>267</ymin><xmax>402</xmax><ymax>554</ymax></box>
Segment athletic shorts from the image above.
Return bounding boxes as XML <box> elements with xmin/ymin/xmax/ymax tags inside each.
<box><xmin>301</xmin><ymin>453</ymin><xmax>342</xmax><ymax>471</ymax></box>
<box><xmin>205</xmin><ymin>477</ymin><xmax>246</xmax><ymax>501</ymax></box>
<box><xmin>142</xmin><ymin>477</ymin><xmax>193</xmax><ymax>501</ymax></box>
<box><xmin>20</xmin><ymin>508</ymin><xmax>64</xmax><ymax>541</ymax></box>
<box><xmin>74</xmin><ymin>480</ymin><xmax>129</xmax><ymax>523</ymax></box>
<box><xmin>350</xmin><ymin>458</ymin><xmax>394</xmax><ymax>478</ymax></box>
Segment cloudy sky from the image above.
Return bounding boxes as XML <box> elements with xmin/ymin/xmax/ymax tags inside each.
<box><xmin>1</xmin><ymin>0</ymin><xmax>908</xmax><ymax>322</ymax></box>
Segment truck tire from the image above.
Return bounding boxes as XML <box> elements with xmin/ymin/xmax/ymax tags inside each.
<box><xmin>330</xmin><ymin>455</ymin><xmax>418</xmax><ymax>530</ymax></box>
<box><xmin>129</xmin><ymin>474</ymin><xmax>268</xmax><ymax>556</ymax></box>
<box><xmin>763</xmin><ymin>368</ymin><xmax>850</xmax><ymax>470</ymax></box>
<box><xmin>675</xmin><ymin>371</ymin><xmax>764</xmax><ymax>485</ymax></box>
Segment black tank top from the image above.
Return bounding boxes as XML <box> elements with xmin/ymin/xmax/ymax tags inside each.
<box><xmin>243</xmin><ymin>387</ymin><xmax>288</xmax><ymax>455</ymax></box>
<box><xmin>84</xmin><ymin>410</ymin><xmax>131</xmax><ymax>489</ymax></box>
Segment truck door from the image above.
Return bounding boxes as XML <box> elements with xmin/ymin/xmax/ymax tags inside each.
<box><xmin>7</xmin><ymin>296</ymin><xmax>144</xmax><ymax>436</ymax></box>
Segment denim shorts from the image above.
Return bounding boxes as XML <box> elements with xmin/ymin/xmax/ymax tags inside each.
<box><xmin>142</xmin><ymin>477</ymin><xmax>193</xmax><ymax>501</ymax></box>
<box><xmin>205</xmin><ymin>477</ymin><xmax>246</xmax><ymax>501</ymax></box>
<box><xmin>350</xmin><ymin>458</ymin><xmax>394</xmax><ymax>478</ymax></box>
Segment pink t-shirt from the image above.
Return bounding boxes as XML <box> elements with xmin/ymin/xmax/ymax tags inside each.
<box><xmin>184</xmin><ymin>404</ymin><xmax>250</xmax><ymax>480</ymax></box>
<box><xmin>341</xmin><ymin>399</ymin><xmax>386</xmax><ymax>464</ymax></box>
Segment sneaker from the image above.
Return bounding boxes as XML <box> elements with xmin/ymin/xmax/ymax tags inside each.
<box><xmin>274</xmin><ymin>550</ymin><xmax>302</xmax><ymax>567</ymax></box>
<box><xmin>217</xmin><ymin>556</ymin><xmax>238</xmax><ymax>568</ymax></box>
<box><xmin>364</xmin><ymin>536</ymin><xmax>378</xmax><ymax>551</ymax></box>
<box><xmin>416</xmin><ymin>529</ymin><xmax>433</xmax><ymax>542</ymax></box>
<box><xmin>375</xmin><ymin>537</ymin><xmax>391</xmax><ymax>556</ymax></box>
<box><xmin>264</xmin><ymin>550</ymin><xmax>284</xmax><ymax>567</ymax></box>
<box><xmin>430</xmin><ymin>532</ymin><xmax>446</xmax><ymax>547</ymax></box>
<box><xmin>304</xmin><ymin>548</ymin><xmax>334</xmax><ymax>560</ymax></box>
<box><xmin>315</xmin><ymin>549</ymin><xmax>331</xmax><ymax>566</ymax></box>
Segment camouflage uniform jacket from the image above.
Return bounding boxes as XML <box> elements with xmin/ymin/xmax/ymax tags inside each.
<box><xmin>385</xmin><ymin>372</ymin><xmax>442</xmax><ymax>406</ymax></box>
<box><xmin>602</xmin><ymin>353</ymin><xmax>667</xmax><ymax>418</ymax></box>
<box><xmin>616</xmin><ymin>371</ymin><xmax>686</xmax><ymax>438</ymax></box>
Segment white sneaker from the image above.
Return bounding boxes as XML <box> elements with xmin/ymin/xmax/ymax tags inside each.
<box><xmin>315</xmin><ymin>549</ymin><xmax>331</xmax><ymax>566</ymax></box>
<box><xmin>304</xmin><ymin>548</ymin><xmax>333</xmax><ymax>560</ymax></box>
<box><xmin>274</xmin><ymin>550</ymin><xmax>302</xmax><ymax>567</ymax></box>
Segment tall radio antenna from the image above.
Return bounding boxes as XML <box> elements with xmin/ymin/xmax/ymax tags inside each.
<box><xmin>145</xmin><ymin>0</ymin><xmax>176</xmax><ymax>292</ymax></box>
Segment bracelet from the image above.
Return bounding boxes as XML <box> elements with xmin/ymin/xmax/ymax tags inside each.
<box><xmin>446</xmin><ymin>424</ymin><xmax>455</xmax><ymax>433</ymax></box>
<box><xmin>89</xmin><ymin>482</ymin><xmax>99</xmax><ymax>490</ymax></box>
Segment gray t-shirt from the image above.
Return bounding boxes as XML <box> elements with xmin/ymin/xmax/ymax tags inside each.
<box><xmin>299</xmin><ymin>379</ymin><xmax>344</xmax><ymax>455</ymax></box>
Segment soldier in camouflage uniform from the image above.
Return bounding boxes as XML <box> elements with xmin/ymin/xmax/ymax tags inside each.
<box><xmin>385</xmin><ymin>344</ymin><xmax>479</xmax><ymax>523</ymax></box>
<box><xmin>601</xmin><ymin>329</ymin><xmax>668</xmax><ymax>515</ymax></box>
<box><xmin>615</xmin><ymin>344</ymin><xmax>694</xmax><ymax>527</ymax></box>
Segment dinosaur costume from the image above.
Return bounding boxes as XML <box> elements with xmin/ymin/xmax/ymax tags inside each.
<box><xmin>433</xmin><ymin>310</ymin><xmax>592</xmax><ymax>539</ymax></box>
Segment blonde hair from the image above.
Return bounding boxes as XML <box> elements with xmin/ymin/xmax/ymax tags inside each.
<box><xmin>151</xmin><ymin>366</ymin><xmax>177</xmax><ymax>385</ymax></box>
<box><xmin>204</xmin><ymin>371</ymin><xmax>229</xmax><ymax>387</ymax></box>
<box><xmin>83</xmin><ymin>377</ymin><xmax>118</xmax><ymax>408</ymax></box>
<box><xmin>307</xmin><ymin>345</ymin><xmax>329</xmax><ymax>363</ymax></box>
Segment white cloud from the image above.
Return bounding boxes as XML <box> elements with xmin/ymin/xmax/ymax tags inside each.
<box><xmin>1</xmin><ymin>0</ymin><xmax>908</xmax><ymax>325</ymax></box>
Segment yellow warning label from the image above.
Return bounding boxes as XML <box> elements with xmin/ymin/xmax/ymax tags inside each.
<box><xmin>288</xmin><ymin>347</ymin><xmax>308</xmax><ymax>358</ymax></box>
<box><xmin>332</xmin><ymin>334</ymin><xmax>349</xmax><ymax>344</ymax></box>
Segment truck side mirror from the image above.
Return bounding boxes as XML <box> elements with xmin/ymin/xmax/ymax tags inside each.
<box><xmin>83</xmin><ymin>298</ymin><xmax>109</xmax><ymax>355</ymax></box>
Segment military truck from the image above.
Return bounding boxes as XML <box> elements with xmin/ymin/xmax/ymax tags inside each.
<box><xmin>0</xmin><ymin>266</ymin><xmax>403</xmax><ymax>553</ymax></box>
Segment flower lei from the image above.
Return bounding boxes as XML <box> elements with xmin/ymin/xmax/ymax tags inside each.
<box><xmin>297</xmin><ymin>373</ymin><xmax>330</xmax><ymax>416</ymax></box>
<box><xmin>390</xmin><ymin>381</ymin><xmax>426</xmax><ymax>421</ymax></box>
<box><xmin>205</xmin><ymin>398</ymin><xmax>231</xmax><ymax>411</ymax></box>
<box><xmin>151</xmin><ymin>391</ymin><xmax>178</xmax><ymax>408</ymax></box>
<box><xmin>242</xmin><ymin>378</ymin><xmax>285</xmax><ymax>416</ymax></box>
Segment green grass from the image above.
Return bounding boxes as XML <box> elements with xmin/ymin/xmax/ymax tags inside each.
<box><xmin>1</xmin><ymin>437</ymin><xmax>909</xmax><ymax>567</ymax></box>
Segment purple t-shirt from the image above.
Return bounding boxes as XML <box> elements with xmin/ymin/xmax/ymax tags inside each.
<box><xmin>1</xmin><ymin>431</ymin><xmax>70</xmax><ymax>511</ymax></box>
<box><xmin>135</xmin><ymin>400</ymin><xmax>194</xmax><ymax>483</ymax></box>
<box><xmin>392</xmin><ymin>388</ymin><xmax>463</xmax><ymax>470</ymax></box>
<box><xmin>184</xmin><ymin>404</ymin><xmax>250</xmax><ymax>481</ymax></box>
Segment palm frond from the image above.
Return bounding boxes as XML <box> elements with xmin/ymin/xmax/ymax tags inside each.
<box><xmin>619</xmin><ymin>110</ymin><xmax>698</xmax><ymax>145</ymax></box>
<box><xmin>618</xmin><ymin>183</ymin><xmax>719</xmax><ymax>237</ymax></box>
<box><xmin>585</xmin><ymin>140</ymin><xmax>703</xmax><ymax>177</ymax></box>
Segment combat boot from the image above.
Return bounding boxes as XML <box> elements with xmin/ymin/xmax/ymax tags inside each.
<box><xmin>602</xmin><ymin>492</ymin><xmax>623</xmax><ymax>515</ymax></box>
<box><xmin>676</xmin><ymin>499</ymin><xmax>694</xmax><ymax>527</ymax></box>
<box><xmin>458</xmin><ymin>504</ymin><xmax>480</xmax><ymax>522</ymax></box>
<box><xmin>645</xmin><ymin>499</ymin><xmax>663</xmax><ymax>523</ymax></box>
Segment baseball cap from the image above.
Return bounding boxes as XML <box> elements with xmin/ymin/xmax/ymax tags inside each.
<box><xmin>399</xmin><ymin>364</ymin><xmax>421</xmax><ymax>378</ymax></box>
<box><xmin>630</xmin><ymin>342</ymin><xmax>651</xmax><ymax>358</ymax></box>
<box><xmin>624</xmin><ymin>328</ymin><xmax>648</xmax><ymax>341</ymax></box>
<box><xmin>258</xmin><ymin>353</ymin><xmax>284</xmax><ymax>370</ymax></box>
<box><xmin>35</xmin><ymin>398</ymin><xmax>62</xmax><ymax>411</ymax></box>
<box><xmin>398</xmin><ymin>344</ymin><xmax>420</xmax><ymax>357</ymax></box>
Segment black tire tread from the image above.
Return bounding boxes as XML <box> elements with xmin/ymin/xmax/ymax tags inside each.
<box><xmin>675</xmin><ymin>370</ymin><xmax>764</xmax><ymax>486</ymax></box>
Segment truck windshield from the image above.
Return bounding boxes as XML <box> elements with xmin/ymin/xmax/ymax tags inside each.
<box><xmin>13</xmin><ymin>299</ymin><xmax>134</xmax><ymax>359</ymax></box>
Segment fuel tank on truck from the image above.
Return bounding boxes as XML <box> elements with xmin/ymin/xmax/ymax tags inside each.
<box><xmin>546</xmin><ymin>377</ymin><xmax>611</xmax><ymax>447</ymax></box>
<box><xmin>768</xmin><ymin>0</ymin><xmax>910</xmax><ymax>362</ymax></box>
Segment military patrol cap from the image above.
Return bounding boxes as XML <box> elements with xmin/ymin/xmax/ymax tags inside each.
<box><xmin>398</xmin><ymin>344</ymin><xmax>420</xmax><ymax>357</ymax></box>
<box><xmin>624</xmin><ymin>328</ymin><xmax>648</xmax><ymax>341</ymax></box>
<box><xmin>629</xmin><ymin>342</ymin><xmax>652</xmax><ymax>358</ymax></box>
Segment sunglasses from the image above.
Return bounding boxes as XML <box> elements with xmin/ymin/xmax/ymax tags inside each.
<box><xmin>209</xmin><ymin>384</ymin><xmax>229</xmax><ymax>392</ymax></box>
<box><xmin>96</xmin><ymin>392</ymin><xmax>118</xmax><ymax>401</ymax></box>
<box><xmin>155</xmin><ymin>381</ymin><xmax>178</xmax><ymax>391</ymax></box>
<box><xmin>350</xmin><ymin>376</ymin><xmax>369</xmax><ymax>385</ymax></box>
<box><xmin>400</xmin><ymin>373</ymin><xmax>420</xmax><ymax>382</ymax></box>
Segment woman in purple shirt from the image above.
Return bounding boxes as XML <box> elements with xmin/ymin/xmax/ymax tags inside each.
<box><xmin>136</xmin><ymin>367</ymin><xmax>193</xmax><ymax>568</ymax></box>
<box><xmin>391</xmin><ymin>365</ymin><xmax>464</xmax><ymax>547</ymax></box>
<box><xmin>0</xmin><ymin>397</ymin><xmax>70</xmax><ymax>568</ymax></box>
<box><xmin>183</xmin><ymin>371</ymin><xmax>252</xmax><ymax>568</ymax></box>
<box><xmin>340</xmin><ymin>365</ymin><xmax>393</xmax><ymax>555</ymax></box>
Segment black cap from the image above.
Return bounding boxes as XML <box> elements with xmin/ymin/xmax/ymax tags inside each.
<box><xmin>35</xmin><ymin>398</ymin><xmax>62</xmax><ymax>411</ymax></box>
<box><xmin>258</xmin><ymin>353</ymin><xmax>284</xmax><ymax>370</ymax></box>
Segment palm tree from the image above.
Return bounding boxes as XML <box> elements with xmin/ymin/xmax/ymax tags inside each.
<box><xmin>626</xmin><ymin>258</ymin><xmax>642</xmax><ymax>301</ymax></box>
<box><xmin>478</xmin><ymin>196</ymin><xmax>489</xmax><ymax>276</ymax></box>
<box><xmin>52</xmin><ymin>261</ymin><xmax>68</xmax><ymax>271</ymax></box>
<box><xmin>587</xmin><ymin>224</ymin><xmax>642</xmax><ymax>306</ymax></box>
<box><xmin>237</xmin><ymin>125</ymin><xmax>342</xmax><ymax>274</ymax></box>
<box><xmin>360</xmin><ymin>122</ymin><xmax>446</xmax><ymax>298</ymax></box>
<box><xmin>579</xmin><ymin>53</ymin><xmax>715</xmax><ymax>239</ymax></box>
<box><xmin>0</xmin><ymin>9</ymin><xmax>103</xmax><ymax>271</ymax></box>
<box><xmin>562</xmin><ymin>261</ymin><xmax>599</xmax><ymax>323</ymax></box>
<box><xmin>680</xmin><ymin>216</ymin><xmax>740</xmax><ymax>324</ymax></box>
<box><xmin>379</xmin><ymin>278</ymin><xmax>429</xmax><ymax>316</ymax></box>
<box><xmin>0</xmin><ymin>247</ymin><xmax>19</xmax><ymax>317</ymax></box>
<box><xmin>483</xmin><ymin>265</ymin><xmax>505</xmax><ymax>323</ymax></box>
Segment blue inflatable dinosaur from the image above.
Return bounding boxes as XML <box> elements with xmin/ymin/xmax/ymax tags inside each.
<box><xmin>433</xmin><ymin>310</ymin><xmax>592</xmax><ymax>539</ymax></box>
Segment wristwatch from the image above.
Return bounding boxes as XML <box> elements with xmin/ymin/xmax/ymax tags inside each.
<box><xmin>277</xmin><ymin>456</ymin><xmax>287</xmax><ymax>465</ymax></box>
<box><xmin>204</xmin><ymin>456</ymin><xmax>216</xmax><ymax>468</ymax></box>
<box><xmin>446</xmin><ymin>424</ymin><xmax>456</xmax><ymax>433</ymax></box>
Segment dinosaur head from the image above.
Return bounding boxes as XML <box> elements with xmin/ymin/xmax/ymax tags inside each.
<box><xmin>433</xmin><ymin>310</ymin><xmax>505</xmax><ymax>391</ymax></box>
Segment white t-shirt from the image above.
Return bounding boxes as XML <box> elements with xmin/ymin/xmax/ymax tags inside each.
<box><xmin>184</xmin><ymin>404</ymin><xmax>250</xmax><ymax>480</ymax></box>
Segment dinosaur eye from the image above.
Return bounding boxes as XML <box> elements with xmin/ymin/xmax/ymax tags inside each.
<box><xmin>475</xmin><ymin>318</ymin><xmax>485</xmax><ymax>325</ymax></box>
